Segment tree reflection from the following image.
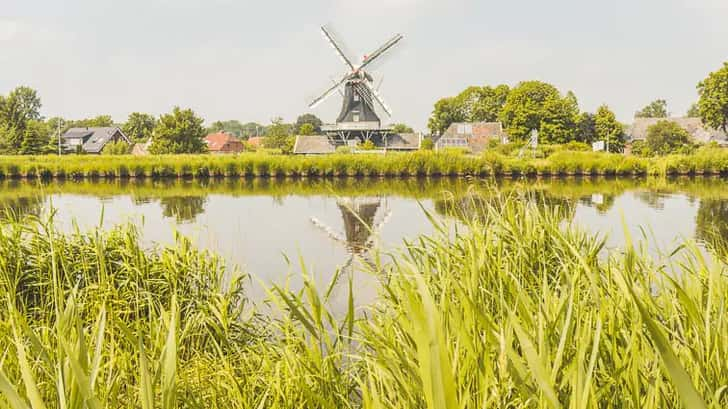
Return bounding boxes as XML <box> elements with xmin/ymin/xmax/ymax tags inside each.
<box><xmin>160</xmin><ymin>196</ymin><xmax>207</xmax><ymax>223</ymax></box>
<box><xmin>696</xmin><ymin>198</ymin><xmax>728</xmax><ymax>254</ymax></box>
<box><xmin>0</xmin><ymin>195</ymin><xmax>45</xmax><ymax>220</ymax></box>
<box><xmin>434</xmin><ymin>191</ymin><xmax>575</xmax><ymax>223</ymax></box>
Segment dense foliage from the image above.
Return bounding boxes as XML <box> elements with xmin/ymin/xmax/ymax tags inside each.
<box><xmin>635</xmin><ymin>99</ymin><xmax>669</xmax><ymax>118</ymax></box>
<box><xmin>697</xmin><ymin>62</ymin><xmax>728</xmax><ymax>133</ymax></box>
<box><xmin>644</xmin><ymin>120</ymin><xmax>695</xmax><ymax>155</ymax></box>
<box><xmin>427</xmin><ymin>85</ymin><xmax>510</xmax><ymax>135</ymax></box>
<box><xmin>149</xmin><ymin>107</ymin><xmax>208</xmax><ymax>154</ymax></box>
<box><xmin>0</xmin><ymin>197</ymin><xmax>726</xmax><ymax>407</ymax></box>
<box><xmin>123</xmin><ymin>112</ymin><xmax>157</xmax><ymax>142</ymax></box>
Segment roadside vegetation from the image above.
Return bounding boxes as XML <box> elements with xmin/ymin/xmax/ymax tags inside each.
<box><xmin>0</xmin><ymin>196</ymin><xmax>726</xmax><ymax>407</ymax></box>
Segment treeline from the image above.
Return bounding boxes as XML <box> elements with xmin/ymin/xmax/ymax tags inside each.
<box><xmin>0</xmin><ymin>88</ymin><xmax>418</xmax><ymax>155</ymax></box>
<box><xmin>428</xmin><ymin>61</ymin><xmax>728</xmax><ymax>153</ymax></box>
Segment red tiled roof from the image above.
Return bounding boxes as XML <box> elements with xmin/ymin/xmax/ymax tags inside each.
<box><xmin>205</xmin><ymin>132</ymin><xmax>244</xmax><ymax>152</ymax></box>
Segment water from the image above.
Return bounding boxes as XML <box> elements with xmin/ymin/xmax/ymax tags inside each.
<box><xmin>2</xmin><ymin>177</ymin><xmax>727</xmax><ymax>305</ymax></box>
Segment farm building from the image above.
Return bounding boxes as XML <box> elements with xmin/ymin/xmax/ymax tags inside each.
<box><xmin>205</xmin><ymin>132</ymin><xmax>245</xmax><ymax>154</ymax></box>
<box><xmin>433</xmin><ymin>122</ymin><xmax>509</xmax><ymax>153</ymax></box>
<box><xmin>293</xmin><ymin>133</ymin><xmax>421</xmax><ymax>155</ymax></box>
<box><xmin>627</xmin><ymin>118</ymin><xmax>728</xmax><ymax>145</ymax></box>
<box><xmin>61</xmin><ymin>127</ymin><xmax>131</xmax><ymax>154</ymax></box>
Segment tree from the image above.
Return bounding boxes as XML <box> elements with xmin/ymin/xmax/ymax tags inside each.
<box><xmin>263</xmin><ymin>117</ymin><xmax>294</xmax><ymax>154</ymax></box>
<box><xmin>428</xmin><ymin>97</ymin><xmax>464</xmax><ymax>135</ymax></box>
<box><xmin>427</xmin><ymin>84</ymin><xmax>509</xmax><ymax>135</ymax></box>
<box><xmin>498</xmin><ymin>81</ymin><xmax>579</xmax><ymax>143</ymax></box>
<box><xmin>594</xmin><ymin>105</ymin><xmax>625</xmax><ymax>152</ymax></box>
<box><xmin>241</xmin><ymin>122</ymin><xmax>265</xmax><ymax>139</ymax></box>
<box><xmin>0</xmin><ymin>86</ymin><xmax>42</xmax><ymax>153</ymax></box>
<box><xmin>123</xmin><ymin>112</ymin><xmax>157</xmax><ymax>142</ymax></box>
<box><xmin>645</xmin><ymin>120</ymin><xmax>691</xmax><ymax>155</ymax></box>
<box><xmin>19</xmin><ymin>120</ymin><xmax>50</xmax><ymax>155</ymax></box>
<box><xmin>298</xmin><ymin>123</ymin><xmax>316</xmax><ymax>135</ymax></box>
<box><xmin>102</xmin><ymin>140</ymin><xmax>131</xmax><ymax>155</ymax></box>
<box><xmin>686</xmin><ymin>103</ymin><xmax>700</xmax><ymax>117</ymax></box>
<box><xmin>635</xmin><ymin>99</ymin><xmax>668</xmax><ymax>118</ymax></box>
<box><xmin>390</xmin><ymin>123</ymin><xmax>414</xmax><ymax>133</ymax></box>
<box><xmin>697</xmin><ymin>61</ymin><xmax>728</xmax><ymax>132</ymax></box>
<box><xmin>149</xmin><ymin>107</ymin><xmax>207</xmax><ymax>154</ymax></box>
<box><xmin>68</xmin><ymin>115</ymin><xmax>115</xmax><ymax>128</ymax></box>
<box><xmin>294</xmin><ymin>114</ymin><xmax>322</xmax><ymax>134</ymax></box>
<box><xmin>575</xmin><ymin>112</ymin><xmax>597</xmax><ymax>144</ymax></box>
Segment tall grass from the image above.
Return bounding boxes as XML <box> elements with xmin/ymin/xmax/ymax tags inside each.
<box><xmin>4</xmin><ymin>148</ymin><xmax>728</xmax><ymax>179</ymax></box>
<box><xmin>0</xmin><ymin>197</ymin><xmax>727</xmax><ymax>407</ymax></box>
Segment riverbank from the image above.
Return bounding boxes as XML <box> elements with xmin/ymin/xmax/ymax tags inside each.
<box><xmin>4</xmin><ymin>148</ymin><xmax>728</xmax><ymax>178</ymax></box>
<box><xmin>0</xmin><ymin>198</ymin><xmax>725</xmax><ymax>407</ymax></box>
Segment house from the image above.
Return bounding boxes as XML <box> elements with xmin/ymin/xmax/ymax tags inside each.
<box><xmin>61</xmin><ymin>127</ymin><xmax>131</xmax><ymax>154</ymax></box>
<box><xmin>434</xmin><ymin>122</ymin><xmax>509</xmax><ymax>153</ymax></box>
<box><xmin>292</xmin><ymin>133</ymin><xmax>421</xmax><ymax>155</ymax></box>
<box><xmin>204</xmin><ymin>132</ymin><xmax>245</xmax><ymax>154</ymax></box>
<box><xmin>627</xmin><ymin>118</ymin><xmax>728</xmax><ymax>145</ymax></box>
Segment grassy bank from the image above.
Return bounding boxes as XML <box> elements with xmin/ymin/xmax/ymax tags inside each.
<box><xmin>1</xmin><ymin>199</ymin><xmax>727</xmax><ymax>407</ymax></box>
<box><xmin>5</xmin><ymin>148</ymin><xmax>728</xmax><ymax>178</ymax></box>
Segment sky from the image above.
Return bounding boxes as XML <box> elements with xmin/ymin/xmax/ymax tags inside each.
<box><xmin>2</xmin><ymin>0</ymin><xmax>727</xmax><ymax>132</ymax></box>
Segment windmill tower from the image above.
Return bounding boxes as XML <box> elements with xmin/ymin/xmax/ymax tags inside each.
<box><xmin>309</xmin><ymin>26</ymin><xmax>404</xmax><ymax>144</ymax></box>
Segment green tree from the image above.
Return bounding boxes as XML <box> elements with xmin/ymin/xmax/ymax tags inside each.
<box><xmin>149</xmin><ymin>107</ymin><xmax>207</xmax><ymax>154</ymax></box>
<box><xmin>427</xmin><ymin>84</ymin><xmax>509</xmax><ymax>135</ymax></box>
<box><xmin>0</xmin><ymin>86</ymin><xmax>42</xmax><ymax>153</ymax></box>
<box><xmin>19</xmin><ymin>120</ymin><xmax>50</xmax><ymax>155</ymax></box>
<box><xmin>68</xmin><ymin>115</ymin><xmax>115</xmax><ymax>128</ymax></box>
<box><xmin>390</xmin><ymin>123</ymin><xmax>414</xmax><ymax>133</ymax></box>
<box><xmin>498</xmin><ymin>81</ymin><xmax>579</xmax><ymax>143</ymax></box>
<box><xmin>428</xmin><ymin>97</ymin><xmax>464</xmax><ymax>135</ymax></box>
<box><xmin>102</xmin><ymin>140</ymin><xmax>131</xmax><ymax>155</ymax></box>
<box><xmin>697</xmin><ymin>62</ymin><xmax>728</xmax><ymax>132</ymax></box>
<box><xmin>686</xmin><ymin>103</ymin><xmax>700</xmax><ymax>117</ymax></box>
<box><xmin>123</xmin><ymin>112</ymin><xmax>157</xmax><ymax>142</ymax></box>
<box><xmin>294</xmin><ymin>114</ymin><xmax>322</xmax><ymax>134</ymax></box>
<box><xmin>575</xmin><ymin>112</ymin><xmax>597</xmax><ymax>144</ymax></box>
<box><xmin>298</xmin><ymin>123</ymin><xmax>316</xmax><ymax>135</ymax></box>
<box><xmin>594</xmin><ymin>105</ymin><xmax>625</xmax><ymax>152</ymax></box>
<box><xmin>207</xmin><ymin>120</ymin><xmax>247</xmax><ymax>137</ymax></box>
<box><xmin>241</xmin><ymin>122</ymin><xmax>265</xmax><ymax>138</ymax></box>
<box><xmin>645</xmin><ymin>120</ymin><xmax>691</xmax><ymax>155</ymax></box>
<box><xmin>635</xmin><ymin>99</ymin><xmax>668</xmax><ymax>118</ymax></box>
<box><xmin>263</xmin><ymin>117</ymin><xmax>295</xmax><ymax>154</ymax></box>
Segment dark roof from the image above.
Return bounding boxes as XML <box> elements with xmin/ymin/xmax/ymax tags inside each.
<box><xmin>62</xmin><ymin>127</ymin><xmax>131</xmax><ymax>153</ymax></box>
<box><xmin>293</xmin><ymin>135</ymin><xmax>336</xmax><ymax>154</ymax></box>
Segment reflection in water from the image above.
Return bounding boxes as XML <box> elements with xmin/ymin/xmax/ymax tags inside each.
<box><xmin>434</xmin><ymin>191</ymin><xmax>575</xmax><ymax>223</ymax></box>
<box><xmin>0</xmin><ymin>195</ymin><xmax>44</xmax><ymax>219</ymax></box>
<box><xmin>311</xmin><ymin>196</ymin><xmax>390</xmax><ymax>269</ymax></box>
<box><xmin>159</xmin><ymin>196</ymin><xmax>207</xmax><ymax>223</ymax></box>
<box><xmin>696</xmin><ymin>199</ymin><xmax>728</xmax><ymax>253</ymax></box>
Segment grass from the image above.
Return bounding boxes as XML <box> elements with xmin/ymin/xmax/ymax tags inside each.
<box><xmin>0</xmin><ymin>196</ymin><xmax>727</xmax><ymax>407</ymax></box>
<box><xmin>4</xmin><ymin>147</ymin><xmax>728</xmax><ymax>179</ymax></box>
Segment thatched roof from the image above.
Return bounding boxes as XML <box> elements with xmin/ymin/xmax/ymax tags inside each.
<box><xmin>293</xmin><ymin>135</ymin><xmax>337</xmax><ymax>155</ymax></box>
<box><xmin>628</xmin><ymin>118</ymin><xmax>728</xmax><ymax>144</ymax></box>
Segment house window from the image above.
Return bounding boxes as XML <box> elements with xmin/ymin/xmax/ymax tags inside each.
<box><xmin>457</xmin><ymin>124</ymin><xmax>472</xmax><ymax>134</ymax></box>
<box><xmin>353</xmin><ymin>114</ymin><xmax>360</xmax><ymax>122</ymax></box>
<box><xmin>354</xmin><ymin>93</ymin><xmax>360</xmax><ymax>102</ymax></box>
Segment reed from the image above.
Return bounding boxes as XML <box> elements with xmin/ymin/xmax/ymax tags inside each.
<box><xmin>0</xmin><ymin>196</ymin><xmax>726</xmax><ymax>407</ymax></box>
<box><xmin>2</xmin><ymin>148</ymin><xmax>728</xmax><ymax>179</ymax></box>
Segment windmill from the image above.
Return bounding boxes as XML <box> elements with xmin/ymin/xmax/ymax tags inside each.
<box><xmin>310</xmin><ymin>196</ymin><xmax>392</xmax><ymax>271</ymax></box>
<box><xmin>309</xmin><ymin>26</ymin><xmax>404</xmax><ymax>143</ymax></box>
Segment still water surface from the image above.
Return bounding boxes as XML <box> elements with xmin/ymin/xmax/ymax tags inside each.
<box><xmin>2</xmin><ymin>177</ymin><xmax>727</xmax><ymax>305</ymax></box>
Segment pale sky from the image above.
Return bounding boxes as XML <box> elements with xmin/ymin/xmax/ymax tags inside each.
<box><xmin>2</xmin><ymin>0</ymin><xmax>727</xmax><ymax>131</ymax></box>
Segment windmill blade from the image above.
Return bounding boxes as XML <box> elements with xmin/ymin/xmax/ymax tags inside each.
<box><xmin>363</xmin><ymin>82</ymin><xmax>392</xmax><ymax>117</ymax></box>
<box><xmin>359</xmin><ymin>33</ymin><xmax>403</xmax><ymax>71</ymax></box>
<box><xmin>321</xmin><ymin>26</ymin><xmax>356</xmax><ymax>71</ymax></box>
<box><xmin>353</xmin><ymin>82</ymin><xmax>375</xmax><ymax>111</ymax></box>
<box><xmin>309</xmin><ymin>74</ymin><xmax>350</xmax><ymax>109</ymax></box>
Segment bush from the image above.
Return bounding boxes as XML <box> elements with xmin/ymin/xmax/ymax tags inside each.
<box><xmin>358</xmin><ymin>140</ymin><xmax>376</xmax><ymax>151</ymax></box>
<box><xmin>102</xmin><ymin>140</ymin><xmax>131</xmax><ymax>155</ymax></box>
<box><xmin>646</xmin><ymin>120</ymin><xmax>693</xmax><ymax>155</ymax></box>
<box><xmin>420</xmin><ymin>138</ymin><xmax>434</xmax><ymax>150</ymax></box>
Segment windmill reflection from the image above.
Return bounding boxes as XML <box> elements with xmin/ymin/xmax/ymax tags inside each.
<box><xmin>311</xmin><ymin>196</ymin><xmax>391</xmax><ymax>270</ymax></box>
